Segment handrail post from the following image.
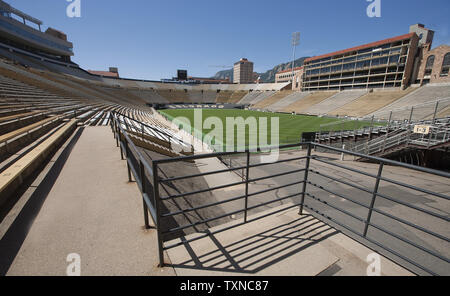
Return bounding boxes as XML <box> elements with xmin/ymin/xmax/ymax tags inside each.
<box><xmin>299</xmin><ymin>143</ymin><xmax>312</xmax><ymax>215</ymax></box>
<box><xmin>140</xmin><ymin>160</ymin><xmax>150</xmax><ymax>229</ymax></box>
<box><xmin>369</xmin><ymin>115</ymin><xmax>374</xmax><ymax>140</ymax></box>
<box><xmin>125</xmin><ymin>141</ymin><xmax>132</xmax><ymax>182</ymax></box>
<box><xmin>408</xmin><ymin>107</ymin><xmax>414</xmax><ymax>124</ymax></box>
<box><xmin>152</xmin><ymin>162</ymin><xmax>165</xmax><ymax>267</ymax></box>
<box><xmin>119</xmin><ymin>134</ymin><xmax>124</xmax><ymax>160</ymax></box>
<box><xmin>244</xmin><ymin>150</ymin><xmax>250</xmax><ymax>223</ymax></box>
<box><xmin>363</xmin><ymin>162</ymin><xmax>384</xmax><ymax>237</ymax></box>
<box><xmin>427</xmin><ymin>101</ymin><xmax>440</xmax><ymax>148</ymax></box>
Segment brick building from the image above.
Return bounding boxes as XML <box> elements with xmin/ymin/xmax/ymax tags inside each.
<box><xmin>417</xmin><ymin>44</ymin><xmax>450</xmax><ymax>85</ymax></box>
<box><xmin>233</xmin><ymin>58</ymin><xmax>254</xmax><ymax>84</ymax></box>
<box><xmin>275</xmin><ymin>67</ymin><xmax>303</xmax><ymax>83</ymax></box>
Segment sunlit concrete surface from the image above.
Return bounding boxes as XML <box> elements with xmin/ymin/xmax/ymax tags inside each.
<box><xmin>165</xmin><ymin>205</ymin><xmax>413</xmax><ymax>276</ymax></box>
<box><xmin>5</xmin><ymin>126</ymin><xmax>175</xmax><ymax>276</ymax></box>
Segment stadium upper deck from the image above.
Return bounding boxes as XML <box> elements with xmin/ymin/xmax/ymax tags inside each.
<box><xmin>0</xmin><ymin>0</ymin><xmax>73</xmax><ymax>62</ymax></box>
<box><xmin>302</xmin><ymin>33</ymin><xmax>419</xmax><ymax>91</ymax></box>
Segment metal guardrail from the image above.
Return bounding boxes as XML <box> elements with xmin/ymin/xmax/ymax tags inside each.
<box><xmin>351</xmin><ymin>117</ymin><xmax>450</xmax><ymax>155</ymax></box>
<box><xmin>110</xmin><ymin>113</ymin><xmax>450</xmax><ymax>275</ymax></box>
<box><xmin>114</xmin><ymin>111</ymin><xmax>193</xmax><ymax>151</ymax></box>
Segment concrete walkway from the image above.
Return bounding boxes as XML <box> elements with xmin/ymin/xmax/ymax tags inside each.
<box><xmin>165</xmin><ymin>205</ymin><xmax>413</xmax><ymax>276</ymax></box>
<box><xmin>1</xmin><ymin>126</ymin><xmax>419</xmax><ymax>276</ymax></box>
<box><xmin>6</xmin><ymin>126</ymin><xmax>175</xmax><ymax>276</ymax></box>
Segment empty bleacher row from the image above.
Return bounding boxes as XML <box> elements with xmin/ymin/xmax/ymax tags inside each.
<box><xmin>251</xmin><ymin>90</ymin><xmax>294</xmax><ymax>109</ymax></box>
<box><xmin>0</xmin><ymin>67</ymin><xmax>127</xmax><ymax>208</ymax></box>
<box><xmin>280</xmin><ymin>91</ymin><xmax>338</xmax><ymax>114</ymax></box>
<box><xmin>246</xmin><ymin>84</ymin><xmax>450</xmax><ymax>120</ymax></box>
<box><xmin>113</xmin><ymin>108</ymin><xmax>193</xmax><ymax>158</ymax></box>
<box><xmin>238</xmin><ymin>90</ymin><xmax>277</xmax><ymax>105</ymax></box>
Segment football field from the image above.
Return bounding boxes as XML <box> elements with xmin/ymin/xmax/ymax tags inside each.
<box><xmin>159</xmin><ymin>109</ymin><xmax>383</xmax><ymax>150</ymax></box>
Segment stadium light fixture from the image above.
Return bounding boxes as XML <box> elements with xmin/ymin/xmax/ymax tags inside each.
<box><xmin>291</xmin><ymin>32</ymin><xmax>300</xmax><ymax>83</ymax></box>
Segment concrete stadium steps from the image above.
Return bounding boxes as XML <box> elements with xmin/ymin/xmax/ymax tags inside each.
<box><xmin>247</xmin><ymin>91</ymin><xmax>277</xmax><ymax>105</ymax></box>
<box><xmin>0</xmin><ymin>101</ymin><xmax>94</xmax><ymax>162</ymax></box>
<box><xmin>215</xmin><ymin>90</ymin><xmax>234</xmax><ymax>103</ymax></box>
<box><xmin>0</xmin><ymin>112</ymin><xmax>48</xmax><ymax>135</ymax></box>
<box><xmin>127</xmin><ymin>134</ymin><xmax>189</xmax><ymax>158</ymax></box>
<box><xmin>186</xmin><ymin>90</ymin><xmax>203</xmax><ymax>103</ymax></box>
<box><xmin>328</xmin><ymin>88</ymin><xmax>417</xmax><ymax>118</ymax></box>
<box><xmin>0</xmin><ymin>48</ymin><xmax>51</xmax><ymax>71</ymax></box>
<box><xmin>304</xmin><ymin>90</ymin><xmax>368</xmax><ymax>115</ymax></box>
<box><xmin>0</xmin><ymin>121</ymin><xmax>67</xmax><ymax>174</ymax></box>
<box><xmin>435</xmin><ymin>105</ymin><xmax>450</xmax><ymax>118</ymax></box>
<box><xmin>27</xmin><ymin>69</ymin><xmax>117</xmax><ymax>103</ymax></box>
<box><xmin>98</xmin><ymin>86</ymin><xmax>150</xmax><ymax>106</ymax></box>
<box><xmin>374</xmin><ymin>98</ymin><xmax>450</xmax><ymax>121</ymax></box>
<box><xmin>256</xmin><ymin>91</ymin><xmax>310</xmax><ymax>111</ymax></box>
<box><xmin>0</xmin><ymin>48</ymin><xmax>101</xmax><ymax>81</ymax></box>
<box><xmin>228</xmin><ymin>91</ymin><xmax>248</xmax><ymax>104</ymax></box>
<box><xmin>370</xmin><ymin>85</ymin><xmax>450</xmax><ymax>120</ymax></box>
<box><xmin>238</xmin><ymin>91</ymin><xmax>261</xmax><ymax>104</ymax></box>
<box><xmin>0</xmin><ymin>117</ymin><xmax>65</xmax><ymax>163</ymax></box>
<box><xmin>0</xmin><ymin>111</ymin><xmax>41</xmax><ymax>124</ymax></box>
<box><xmin>281</xmin><ymin>91</ymin><xmax>337</xmax><ymax>114</ymax></box>
<box><xmin>115</xmin><ymin>110</ymin><xmax>192</xmax><ymax>155</ymax></box>
<box><xmin>216</xmin><ymin>90</ymin><xmax>248</xmax><ymax>104</ymax></box>
<box><xmin>252</xmin><ymin>90</ymin><xmax>295</xmax><ymax>109</ymax></box>
<box><xmin>0</xmin><ymin>62</ymin><xmax>88</xmax><ymax>103</ymax></box>
<box><xmin>128</xmin><ymin>89</ymin><xmax>169</xmax><ymax>104</ymax></box>
<box><xmin>0</xmin><ymin>119</ymin><xmax>78</xmax><ymax>208</ymax></box>
<box><xmin>186</xmin><ymin>90</ymin><xmax>217</xmax><ymax>103</ymax></box>
<box><xmin>157</xmin><ymin>89</ymin><xmax>190</xmax><ymax>103</ymax></box>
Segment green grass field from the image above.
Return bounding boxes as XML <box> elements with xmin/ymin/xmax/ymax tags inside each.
<box><xmin>160</xmin><ymin>109</ymin><xmax>383</xmax><ymax>151</ymax></box>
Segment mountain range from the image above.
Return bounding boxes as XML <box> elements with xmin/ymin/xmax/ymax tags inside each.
<box><xmin>211</xmin><ymin>57</ymin><xmax>309</xmax><ymax>83</ymax></box>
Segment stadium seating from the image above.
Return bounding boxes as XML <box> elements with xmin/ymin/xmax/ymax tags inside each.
<box><xmin>128</xmin><ymin>89</ymin><xmax>169</xmax><ymax>104</ymax></box>
<box><xmin>156</xmin><ymin>89</ymin><xmax>190</xmax><ymax>103</ymax></box>
<box><xmin>228</xmin><ymin>91</ymin><xmax>248</xmax><ymax>103</ymax></box>
<box><xmin>252</xmin><ymin>90</ymin><xmax>294</xmax><ymax>109</ymax></box>
<box><xmin>370</xmin><ymin>84</ymin><xmax>450</xmax><ymax>120</ymax></box>
<box><xmin>0</xmin><ymin>118</ymin><xmax>78</xmax><ymax>207</ymax></box>
<box><xmin>242</xmin><ymin>91</ymin><xmax>277</xmax><ymax>105</ymax></box>
<box><xmin>215</xmin><ymin>90</ymin><xmax>234</xmax><ymax>103</ymax></box>
<box><xmin>281</xmin><ymin>91</ymin><xmax>337</xmax><ymax>114</ymax></box>
<box><xmin>436</xmin><ymin>105</ymin><xmax>450</xmax><ymax>118</ymax></box>
<box><xmin>115</xmin><ymin>112</ymin><xmax>193</xmax><ymax>157</ymax></box>
<box><xmin>304</xmin><ymin>90</ymin><xmax>367</xmax><ymax>115</ymax></box>
<box><xmin>328</xmin><ymin>88</ymin><xmax>417</xmax><ymax>118</ymax></box>
<box><xmin>237</xmin><ymin>91</ymin><xmax>261</xmax><ymax>104</ymax></box>
<box><xmin>259</xmin><ymin>91</ymin><xmax>311</xmax><ymax>112</ymax></box>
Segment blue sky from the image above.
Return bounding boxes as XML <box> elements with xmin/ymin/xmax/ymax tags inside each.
<box><xmin>7</xmin><ymin>0</ymin><xmax>450</xmax><ymax>80</ymax></box>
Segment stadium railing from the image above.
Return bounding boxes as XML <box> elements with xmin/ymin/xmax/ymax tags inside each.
<box><xmin>110</xmin><ymin>114</ymin><xmax>450</xmax><ymax>275</ymax></box>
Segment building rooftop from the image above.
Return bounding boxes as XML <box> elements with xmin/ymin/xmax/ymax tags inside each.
<box><xmin>234</xmin><ymin>58</ymin><xmax>253</xmax><ymax>65</ymax></box>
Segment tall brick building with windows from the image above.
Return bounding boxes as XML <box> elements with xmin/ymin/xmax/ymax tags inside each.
<box><xmin>417</xmin><ymin>45</ymin><xmax>450</xmax><ymax>85</ymax></box>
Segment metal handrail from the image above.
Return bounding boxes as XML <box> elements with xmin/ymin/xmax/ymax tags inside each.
<box><xmin>110</xmin><ymin>115</ymin><xmax>450</xmax><ymax>275</ymax></box>
<box><xmin>350</xmin><ymin>119</ymin><xmax>450</xmax><ymax>155</ymax></box>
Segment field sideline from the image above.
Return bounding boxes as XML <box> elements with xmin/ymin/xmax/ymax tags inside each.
<box><xmin>159</xmin><ymin>109</ymin><xmax>382</xmax><ymax>150</ymax></box>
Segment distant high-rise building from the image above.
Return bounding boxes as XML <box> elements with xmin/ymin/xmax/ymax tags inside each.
<box><xmin>233</xmin><ymin>58</ymin><xmax>254</xmax><ymax>84</ymax></box>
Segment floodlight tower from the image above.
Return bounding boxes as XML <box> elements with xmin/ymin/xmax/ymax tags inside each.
<box><xmin>291</xmin><ymin>32</ymin><xmax>300</xmax><ymax>83</ymax></box>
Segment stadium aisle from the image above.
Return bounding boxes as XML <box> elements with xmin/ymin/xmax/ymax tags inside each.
<box><xmin>5</xmin><ymin>126</ymin><xmax>175</xmax><ymax>276</ymax></box>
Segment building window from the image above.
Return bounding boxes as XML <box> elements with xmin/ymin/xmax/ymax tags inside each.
<box><xmin>440</xmin><ymin>53</ymin><xmax>450</xmax><ymax>77</ymax></box>
<box><xmin>425</xmin><ymin>55</ymin><xmax>435</xmax><ymax>76</ymax></box>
